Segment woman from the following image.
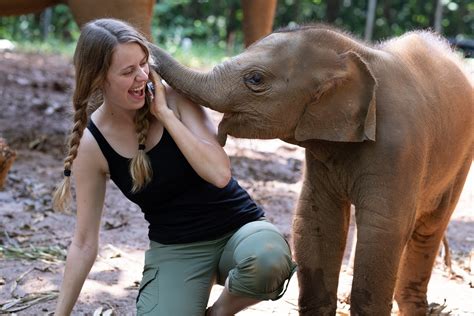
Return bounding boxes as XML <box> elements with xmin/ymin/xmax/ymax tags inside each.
<box><xmin>53</xmin><ymin>18</ymin><xmax>296</xmax><ymax>316</ymax></box>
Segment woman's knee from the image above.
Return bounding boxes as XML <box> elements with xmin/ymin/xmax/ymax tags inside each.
<box><xmin>228</xmin><ymin>230</ymin><xmax>297</xmax><ymax>300</ymax></box>
<box><xmin>258</xmin><ymin>237</ymin><xmax>295</xmax><ymax>278</ymax></box>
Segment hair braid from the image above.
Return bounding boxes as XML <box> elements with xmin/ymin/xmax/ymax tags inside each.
<box><xmin>129</xmin><ymin>97</ymin><xmax>153</xmax><ymax>193</ymax></box>
<box><xmin>52</xmin><ymin>100</ymin><xmax>88</xmax><ymax>211</ymax></box>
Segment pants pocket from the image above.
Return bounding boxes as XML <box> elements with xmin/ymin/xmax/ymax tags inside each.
<box><xmin>136</xmin><ymin>267</ymin><xmax>159</xmax><ymax>315</ymax></box>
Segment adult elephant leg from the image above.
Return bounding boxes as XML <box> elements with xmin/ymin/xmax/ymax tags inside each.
<box><xmin>67</xmin><ymin>0</ymin><xmax>154</xmax><ymax>39</ymax></box>
<box><xmin>394</xmin><ymin>159</ymin><xmax>471</xmax><ymax>315</ymax></box>
<box><xmin>0</xmin><ymin>0</ymin><xmax>59</xmax><ymax>15</ymax></box>
<box><xmin>293</xmin><ymin>155</ymin><xmax>351</xmax><ymax>315</ymax></box>
<box><xmin>241</xmin><ymin>0</ymin><xmax>277</xmax><ymax>47</ymax></box>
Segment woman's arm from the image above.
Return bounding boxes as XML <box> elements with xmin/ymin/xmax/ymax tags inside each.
<box><xmin>55</xmin><ymin>131</ymin><xmax>107</xmax><ymax>315</ymax></box>
<box><xmin>150</xmin><ymin>76</ymin><xmax>231</xmax><ymax>188</ymax></box>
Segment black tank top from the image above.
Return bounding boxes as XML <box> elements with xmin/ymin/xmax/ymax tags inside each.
<box><xmin>87</xmin><ymin>120</ymin><xmax>264</xmax><ymax>244</ymax></box>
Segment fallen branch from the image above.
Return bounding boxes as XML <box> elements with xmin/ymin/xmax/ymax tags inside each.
<box><xmin>9</xmin><ymin>266</ymin><xmax>35</xmax><ymax>296</ymax></box>
<box><xmin>0</xmin><ymin>291</ymin><xmax>58</xmax><ymax>313</ymax></box>
<box><xmin>427</xmin><ymin>299</ymin><xmax>452</xmax><ymax>315</ymax></box>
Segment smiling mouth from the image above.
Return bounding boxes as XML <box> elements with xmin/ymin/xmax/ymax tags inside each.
<box><xmin>129</xmin><ymin>84</ymin><xmax>145</xmax><ymax>97</ymax></box>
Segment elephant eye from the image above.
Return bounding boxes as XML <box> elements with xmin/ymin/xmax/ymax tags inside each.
<box><xmin>245</xmin><ymin>73</ymin><xmax>262</xmax><ymax>85</ymax></box>
<box><xmin>243</xmin><ymin>72</ymin><xmax>267</xmax><ymax>92</ymax></box>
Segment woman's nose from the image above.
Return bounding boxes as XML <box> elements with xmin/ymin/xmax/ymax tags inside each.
<box><xmin>136</xmin><ymin>66</ymin><xmax>149</xmax><ymax>81</ymax></box>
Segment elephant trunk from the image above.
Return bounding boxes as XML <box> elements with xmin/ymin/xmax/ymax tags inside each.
<box><xmin>149</xmin><ymin>43</ymin><xmax>228</xmax><ymax>112</ymax></box>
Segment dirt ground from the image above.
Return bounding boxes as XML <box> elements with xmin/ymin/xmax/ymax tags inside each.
<box><xmin>0</xmin><ymin>50</ymin><xmax>472</xmax><ymax>315</ymax></box>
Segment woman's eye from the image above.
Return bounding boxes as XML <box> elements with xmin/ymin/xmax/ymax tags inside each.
<box><xmin>122</xmin><ymin>69</ymin><xmax>134</xmax><ymax>76</ymax></box>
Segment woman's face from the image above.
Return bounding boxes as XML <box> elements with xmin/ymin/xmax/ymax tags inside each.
<box><xmin>103</xmin><ymin>42</ymin><xmax>150</xmax><ymax>112</ymax></box>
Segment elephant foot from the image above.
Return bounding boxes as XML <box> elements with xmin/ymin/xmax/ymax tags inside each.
<box><xmin>397</xmin><ymin>308</ymin><xmax>427</xmax><ymax>316</ymax></box>
<box><xmin>350</xmin><ymin>306</ymin><xmax>393</xmax><ymax>316</ymax></box>
<box><xmin>350</xmin><ymin>299</ymin><xmax>393</xmax><ymax>316</ymax></box>
<box><xmin>396</xmin><ymin>303</ymin><xmax>429</xmax><ymax>316</ymax></box>
<box><xmin>299</xmin><ymin>304</ymin><xmax>336</xmax><ymax>316</ymax></box>
<box><xmin>395</xmin><ymin>292</ymin><xmax>428</xmax><ymax>316</ymax></box>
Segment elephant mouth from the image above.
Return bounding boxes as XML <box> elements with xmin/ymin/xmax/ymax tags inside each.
<box><xmin>217</xmin><ymin>112</ymin><xmax>236</xmax><ymax>146</ymax></box>
<box><xmin>220</xmin><ymin>111</ymin><xmax>239</xmax><ymax>126</ymax></box>
<box><xmin>222</xmin><ymin>112</ymin><xmax>233</xmax><ymax>120</ymax></box>
<box><xmin>218</xmin><ymin>111</ymin><xmax>251</xmax><ymax>146</ymax></box>
<box><xmin>217</xmin><ymin>110</ymin><xmax>264</xmax><ymax>146</ymax></box>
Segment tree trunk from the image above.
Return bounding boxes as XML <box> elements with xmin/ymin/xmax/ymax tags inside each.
<box><xmin>40</xmin><ymin>8</ymin><xmax>52</xmax><ymax>40</ymax></box>
<box><xmin>0</xmin><ymin>138</ymin><xmax>16</xmax><ymax>190</ymax></box>
<box><xmin>364</xmin><ymin>0</ymin><xmax>377</xmax><ymax>41</ymax></box>
<box><xmin>434</xmin><ymin>0</ymin><xmax>443</xmax><ymax>33</ymax></box>
<box><xmin>226</xmin><ymin>1</ymin><xmax>238</xmax><ymax>54</ymax></box>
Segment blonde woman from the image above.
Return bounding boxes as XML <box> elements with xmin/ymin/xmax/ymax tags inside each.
<box><xmin>53</xmin><ymin>18</ymin><xmax>296</xmax><ymax>316</ymax></box>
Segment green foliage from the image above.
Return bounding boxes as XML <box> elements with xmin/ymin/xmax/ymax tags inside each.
<box><xmin>274</xmin><ymin>0</ymin><xmax>472</xmax><ymax>41</ymax></box>
<box><xmin>161</xmin><ymin>40</ymin><xmax>234</xmax><ymax>68</ymax></box>
<box><xmin>152</xmin><ymin>0</ymin><xmax>243</xmax><ymax>51</ymax></box>
<box><xmin>10</xmin><ymin>39</ymin><xmax>77</xmax><ymax>56</ymax></box>
<box><xmin>0</xmin><ymin>4</ymin><xmax>79</xmax><ymax>42</ymax></box>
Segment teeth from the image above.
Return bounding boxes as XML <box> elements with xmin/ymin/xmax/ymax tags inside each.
<box><xmin>132</xmin><ymin>85</ymin><xmax>145</xmax><ymax>92</ymax></box>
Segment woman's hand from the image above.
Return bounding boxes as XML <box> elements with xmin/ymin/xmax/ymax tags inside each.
<box><xmin>145</xmin><ymin>73</ymin><xmax>231</xmax><ymax>187</ymax></box>
<box><xmin>148</xmin><ymin>70</ymin><xmax>174</xmax><ymax>121</ymax></box>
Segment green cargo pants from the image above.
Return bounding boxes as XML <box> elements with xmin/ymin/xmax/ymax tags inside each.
<box><xmin>136</xmin><ymin>219</ymin><xmax>297</xmax><ymax>315</ymax></box>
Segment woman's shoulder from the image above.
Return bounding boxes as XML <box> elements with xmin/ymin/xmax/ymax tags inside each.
<box><xmin>163</xmin><ymin>84</ymin><xmax>216</xmax><ymax>131</ymax></box>
<box><xmin>164</xmin><ymin>83</ymin><xmax>201</xmax><ymax>114</ymax></box>
<box><xmin>79</xmin><ymin>128</ymin><xmax>100</xmax><ymax>153</ymax></box>
<box><xmin>73</xmin><ymin>128</ymin><xmax>109</xmax><ymax>175</ymax></box>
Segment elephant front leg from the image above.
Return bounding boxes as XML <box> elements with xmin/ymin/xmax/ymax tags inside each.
<box><xmin>350</xmin><ymin>205</ymin><xmax>413</xmax><ymax>315</ymax></box>
<box><xmin>293</xmin><ymin>179</ymin><xmax>351</xmax><ymax>315</ymax></box>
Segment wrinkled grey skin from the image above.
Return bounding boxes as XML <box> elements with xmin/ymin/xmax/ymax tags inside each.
<box><xmin>150</xmin><ymin>25</ymin><xmax>473</xmax><ymax>315</ymax></box>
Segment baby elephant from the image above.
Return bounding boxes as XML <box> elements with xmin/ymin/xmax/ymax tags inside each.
<box><xmin>150</xmin><ymin>25</ymin><xmax>473</xmax><ymax>315</ymax></box>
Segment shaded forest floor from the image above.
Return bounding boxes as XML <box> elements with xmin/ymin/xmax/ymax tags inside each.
<box><xmin>0</xmin><ymin>51</ymin><xmax>472</xmax><ymax>315</ymax></box>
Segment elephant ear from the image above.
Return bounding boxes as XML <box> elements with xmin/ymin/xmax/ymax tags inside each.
<box><xmin>295</xmin><ymin>51</ymin><xmax>377</xmax><ymax>143</ymax></box>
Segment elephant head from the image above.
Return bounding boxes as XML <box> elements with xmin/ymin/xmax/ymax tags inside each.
<box><xmin>150</xmin><ymin>25</ymin><xmax>378</xmax><ymax>146</ymax></box>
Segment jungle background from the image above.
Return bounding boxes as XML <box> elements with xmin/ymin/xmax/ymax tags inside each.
<box><xmin>1</xmin><ymin>0</ymin><xmax>473</xmax><ymax>61</ymax></box>
<box><xmin>0</xmin><ymin>0</ymin><xmax>473</xmax><ymax>315</ymax></box>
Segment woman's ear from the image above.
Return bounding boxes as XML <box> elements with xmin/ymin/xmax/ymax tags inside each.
<box><xmin>295</xmin><ymin>51</ymin><xmax>377</xmax><ymax>143</ymax></box>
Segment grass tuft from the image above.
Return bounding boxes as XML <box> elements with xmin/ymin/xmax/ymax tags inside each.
<box><xmin>0</xmin><ymin>245</ymin><xmax>67</xmax><ymax>263</ymax></box>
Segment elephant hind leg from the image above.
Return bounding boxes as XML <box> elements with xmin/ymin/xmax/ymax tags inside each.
<box><xmin>394</xmin><ymin>160</ymin><xmax>471</xmax><ymax>315</ymax></box>
<box><xmin>394</xmin><ymin>224</ymin><xmax>446</xmax><ymax>315</ymax></box>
